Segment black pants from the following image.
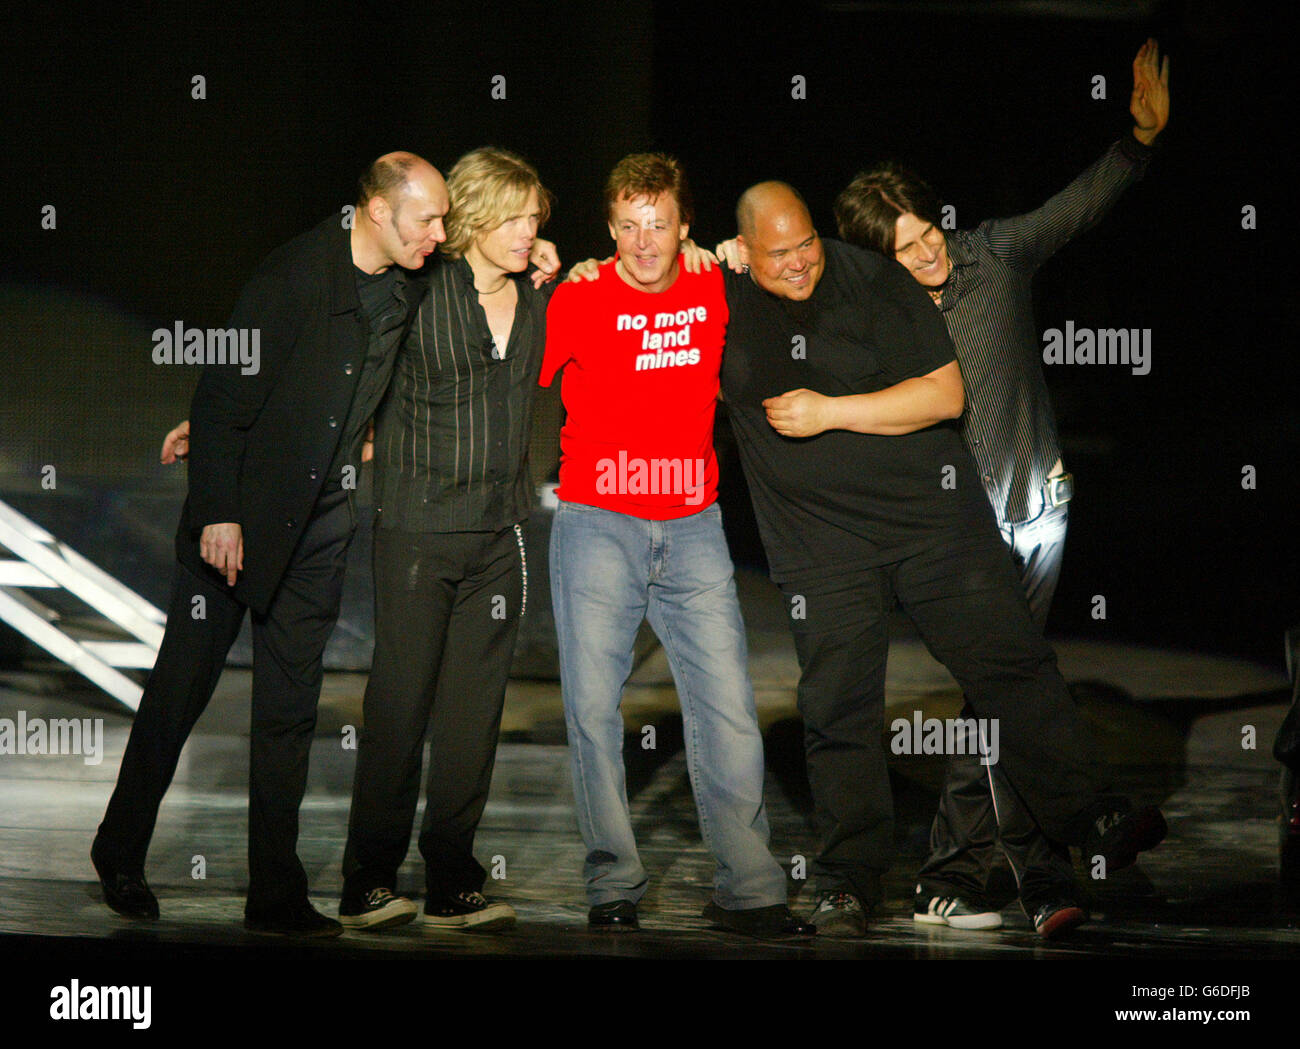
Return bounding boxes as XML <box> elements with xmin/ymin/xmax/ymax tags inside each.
<box><xmin>96</xmin><ymin>488</ymin><xmax>353</xmax><ymax>912</ymax></box>
<box><xmin>341</xmin><ymin>524</ymin><xmax>523</xmax><ymax>902</ymax></box>
<box><xmin>780</xmin><ymin>523</ymin><xmax>1108</xmax><ymax>905</ymax></box>
<box><xmin>920</xmin><ymin>503</ymin><xmax>1078</xmax><ymax>911</ymax></box>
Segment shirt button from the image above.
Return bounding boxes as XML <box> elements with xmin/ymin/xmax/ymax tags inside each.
<box><xmin>983</xmin><ymin>474</ymin><xmax>993</xmax><ymax>484</ymax></box>
<box><xmin>344</xmin><ymin>362</ymin><xmax>354</xmax><ymax>375</ymax></box>
<box><xmin>309</xmin><ymin>469</ymin><xmax>319</xmax><ymax>480</ymax></box>
<box><xmin>328</xmin><ymin>416</ymin><xmax>338</xmax><ymax>428</ymax></box>
<box><xmin>286</xmin><ymin>518</ymin><xmax>297</xmax><ymax>529</ymax></box>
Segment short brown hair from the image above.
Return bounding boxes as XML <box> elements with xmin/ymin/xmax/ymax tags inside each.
<box><xmin>604</xmin><ymin>152</ymin><xmax>694</xmax><ymax>227</ymax></box>
<box><xmin>834</xmin><ymin>162</ymin><xmax>944</xmax><ymax>256</ymax></box>
<box><xmin>441</xmin><ymin>147</ymin><xmax>552</xmax><ymax>260</ymax></box>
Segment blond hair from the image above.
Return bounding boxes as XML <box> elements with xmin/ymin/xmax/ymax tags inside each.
<box><xmin>442</xmin><ymin>147</ymin><xmax>552</xmax><ymax>259</ymax></box>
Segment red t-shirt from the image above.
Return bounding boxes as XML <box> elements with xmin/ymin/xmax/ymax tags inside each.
<box><xmin>540</xmin><ymin>257</ymin><xmax>728</xmax><ymax>519</ymax></box>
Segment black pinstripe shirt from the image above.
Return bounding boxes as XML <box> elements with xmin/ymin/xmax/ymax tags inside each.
<box><xmin>372</xmin><ymin>255</ymin><xmax>550</xmax><ymax>532</ymax></box>
<box><xmin>935</xmin><ymin>134</ymin><xmax>1153</xmax><ymax>524</ymax></box>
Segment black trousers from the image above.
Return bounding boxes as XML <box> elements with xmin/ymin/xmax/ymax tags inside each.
<box><xmin>96</xmin><ymin>488</ymin><xmax>353</xmax><ymax>912</ymax></box>
<box><xmin>779</xmin><ymin>522</ymin><xmax>1108</xmax><ymax>905</ymax></box>
<box><xmin>919</xmin><ymin>503</ymin><xmax>1077</xmax><ymax>911</ymax></box>
<box><xmin>341</xmin><ymin>524</ymin><xmax>523</xmax><ymax>901</ymax></box>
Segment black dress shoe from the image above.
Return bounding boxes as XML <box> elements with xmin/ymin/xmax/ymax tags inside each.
<box><xmin>702</xmin><ymin>901</ymin><xmax>816</xmax><ymax>938</ymax></box>
<box><xmin>90</xmin><ymin>840</ymin><xmax>158</xmax><ymax>920</ymax></box>
<box><xmin>588</xmin><ymin>900</ymin><xmax>639</xmax><ymax>932</ymax></box>
<box><xmin>244</xmin><ymin>900</ymin><xmax>344</xmax><ymax>938</ymax></box>
<box><xmin>1084</xmin><ymin>805</ymin><xmax>1168</xmax><ymax>872</ymax></box>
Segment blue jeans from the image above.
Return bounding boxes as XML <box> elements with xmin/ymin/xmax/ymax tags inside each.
<box><xmin>549</xmin><ymin>499</ymin><xmax>787</xmax><ymax>909</ymax></box>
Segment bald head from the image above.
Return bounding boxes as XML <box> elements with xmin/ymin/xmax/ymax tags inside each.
<box><xmin>736</xmin><ymin>181</ymin><xmax>824</xmax><ymax>301</ymax></box>
<box><xmin>736</xmin><ymin>180</ymin><xmax>810</xmax><ymax>240</ymax></box>
<box><xmin>357</xmin><ymin>151</ymin><xmax>440</xmax><ymax>209</ymax></box>
<box><xmin>353</xmin><ymin>151</ymin><xmax>449</xmax><ymax>273</ymax></box>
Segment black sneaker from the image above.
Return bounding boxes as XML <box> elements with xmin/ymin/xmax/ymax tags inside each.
<box><xmin>807</xmin><ymin>892</ymin><xmax>869</xmax><ymax>938</ymax></box>
<box><xmin>1085</xmin><ymin>805</ymin><xmax>1167</xmax><ymax>873</ymax></box>
<box><xmin>1031</xmin><ymin>901</ymin><xmax>1089</xmax><ymax>939</ymax></box>
<box><xmin>338</xmin><ymin>887</ymin><xmax>418</xmax><ymax>930</ymax></box>
<box><xmin>913</xmin><ymin>887</ymin><xmax>1002</xmax><ymax>930</ymax></box>
<box><xmin>588</xmin><ymin>899</ymin><xmax>639</xmax><ymax>932</ymax></box>
<box><xmin>244</xmin><ymin>899</ymin><xmax>344</xmax><ymax>938</ymax></box>
<box><xmin>422</xmin><ymin>890</ymin><xmax>516</xmax><ymax>931</ymax></box>
<box><xmin>91</xmin><ymin>839</ymin><xmax>158</xmax><ymax>920</ymax></box>
<box><xmin>702</xmin><ymin>901</ymin><xmax>816</xmax><ymax>938</ymax></box>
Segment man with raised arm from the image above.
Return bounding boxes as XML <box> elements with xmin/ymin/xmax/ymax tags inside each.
<box><xmin>719</xmin><ymin>180</ymin><xmax>1165</xmax><ymax>936</ymax></box>
<box><xmin>828</xmin><ymin>39</ymin><xmax>1170</xmax><ymax>937</ymax></box>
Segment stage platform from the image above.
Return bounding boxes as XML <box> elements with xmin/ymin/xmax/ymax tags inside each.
<box><xmin>1</xmin><ymin>569</ymin><xmax>1294</xmax><ymax>1028</ymax></box>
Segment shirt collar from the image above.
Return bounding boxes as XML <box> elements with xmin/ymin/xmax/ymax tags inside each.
<box><xmin>934</xmin><ymin>231</ymin><xmax>977</xmax><ymax>311</ymax></box>
<box><xmin>451</xmin><ymin>254</ymin><xmax>528</xmax><ymax>296</ymax></box>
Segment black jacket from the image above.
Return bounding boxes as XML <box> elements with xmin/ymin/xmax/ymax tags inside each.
<box><xmin>178</xmin><ymin>215</ymin><xmax>423</xmax><ymax>614</ymax></box>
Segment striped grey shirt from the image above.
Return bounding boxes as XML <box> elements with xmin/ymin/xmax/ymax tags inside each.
<box><xmin>373</xmin><ymin>254</ymin><xmax>550</xmax><ymax>532</ymax></box>
<box><xmin>936</xmin><ymin>135</ymin><xmax>1153</xmax><ymax>524</ymax></box>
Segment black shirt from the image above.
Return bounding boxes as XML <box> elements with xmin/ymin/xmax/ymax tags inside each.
<box><xmin>373</xmin><ymin>255</ymin><xmax>551</xmax><ymax>532</ymax></box>
<box><xmin>322</xmin><ymin>264</ymin><xmax>415</xmax><ymax>491</ymax></box>
<box><xmin>720</xmin><ymin>239</ymin><xmax>993</xmax><ymax>584</ymax></box>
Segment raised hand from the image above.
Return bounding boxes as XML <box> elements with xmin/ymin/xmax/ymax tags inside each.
<box><xmin>530</xmin><ymin>238</ymin><xmax>561</xmax><ymax>288</ymax></box>
<box><xmin>714</xmin><ymin>238</ymin><xmax>746</xmax><ymax>273</ymax></box>
<box><xmin>566</xmin><ymin>257</ymin><xmax>609</xmax><ymax>282</ymax></box>
<box><xmin>680</xmin><ymin>238</ymin><xmax>718</xmax><ymax>274</ymax></box>
<box><xmin>1130</xmin><ymin>38</ymin><xmax>1170</xmax><ymax>145</ymax></box>
<box><xmin>160</xmin><ymin>419</ymin><xmax>190</xmax><ymax>464</ymax></box>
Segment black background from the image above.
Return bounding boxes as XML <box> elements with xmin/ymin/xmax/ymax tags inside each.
<box><xmin>2</xmin><ymin>0</ymin><xmax>1294</xmax><ymax>664</ymax></box>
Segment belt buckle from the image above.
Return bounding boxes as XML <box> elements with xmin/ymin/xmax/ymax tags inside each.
<box><xmin>1045</xmin><ymin>472</ymin><xmax>1074</xmax><ymax>508</ymax></box>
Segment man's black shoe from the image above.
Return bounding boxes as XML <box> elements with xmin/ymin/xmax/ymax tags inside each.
<box><xmin>588</xmin><ymin>900</ymin><xmax>638</xmax><ymax>932</ymax></box>
<box><xmin>90</xmin><ymin>840</ymin><xmax>158</xmax><ymax>920</ymax></box>
<box><xmin>702</xmin><ymin>901</ymin><xmax>816</xmax><ymax>938</ymax></box>
<box><xmin>808</xmin><ymin>891</ymin><xmax>870</xmax><ymax>937</ymax></box>
<box><xmin>244</xmin><ymin>900</ymin><xmax>344</xmax><ymax>938</ymax></box>
<box><xmin>1085</xmin><ymin>805</ymin><xmax>1167</xmax><ymax>873</ymax></box>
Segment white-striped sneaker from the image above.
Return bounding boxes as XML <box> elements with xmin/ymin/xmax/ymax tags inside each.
<box><xmin>913</xmin><ymin>887</ymin><xmax>1002</xmax><ymax>930</ymax></box>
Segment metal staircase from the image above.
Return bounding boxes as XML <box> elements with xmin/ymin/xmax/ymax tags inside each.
<box><xmin>0</xmin><ymin>500</ymin><xmax>163</xmax><ymax>712</ymax></box>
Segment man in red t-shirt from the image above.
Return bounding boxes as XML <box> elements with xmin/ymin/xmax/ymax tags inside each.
<box><xmin>540</xmin><ymin>153</ymin><xmax>810</xmax><ymax>937</ymax></box>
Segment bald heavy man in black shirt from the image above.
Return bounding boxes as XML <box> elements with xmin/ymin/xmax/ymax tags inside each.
<box><xmin>719</xmin><ymin>181</ymin><xmax>1166</xmax><ymax>937</ymax></box>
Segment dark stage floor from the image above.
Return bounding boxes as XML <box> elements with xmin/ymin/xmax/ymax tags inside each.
<box><xmin>1</xmin><ymin>570</ymin><xmax>1294</xmax><ymax>1030</ymax></box>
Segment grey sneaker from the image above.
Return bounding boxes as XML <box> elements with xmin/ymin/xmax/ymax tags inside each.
<box><xmin>808</xmin><ymin>891</ymin><xmax>869</xmax><ymax>937</ymax></box>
